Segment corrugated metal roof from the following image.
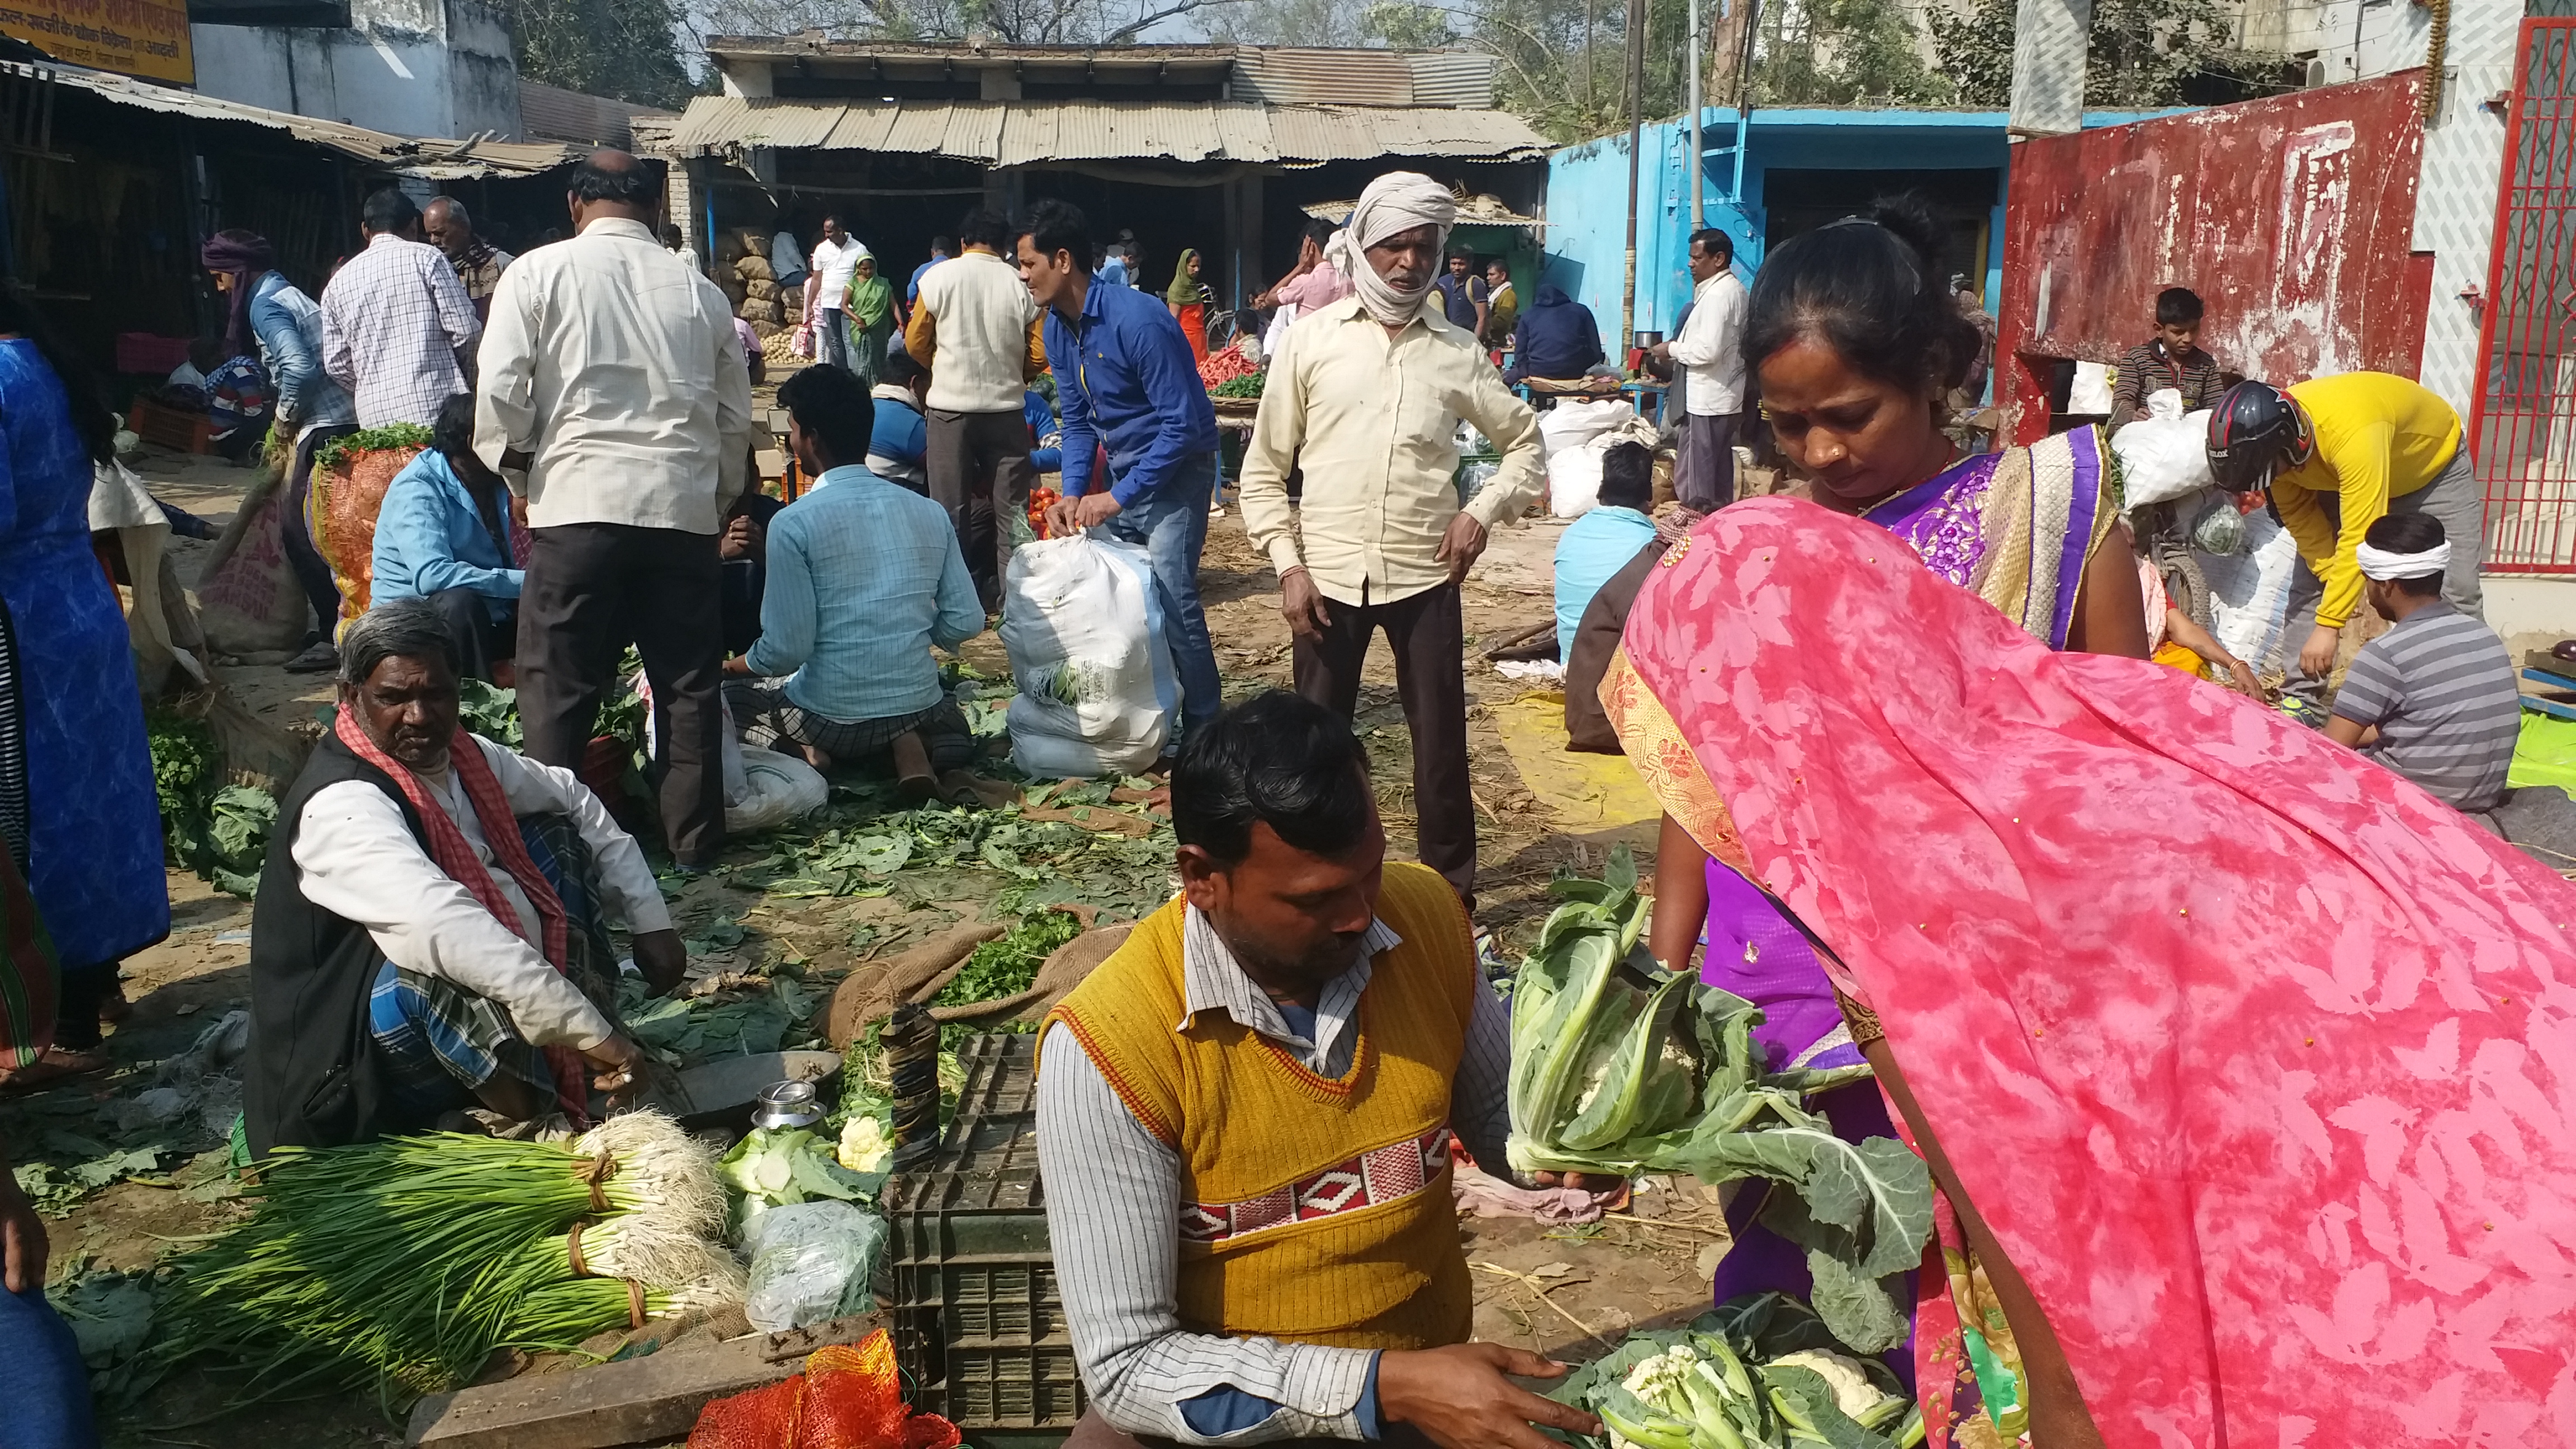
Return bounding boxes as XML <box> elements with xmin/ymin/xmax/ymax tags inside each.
<box><xmin>667</xmin><ymin>94</ymin><xmax>1545</xmax><ymax>164</ymax></box>
<box><xmin>32</xmin><ymin>61</ymin><xmax>579</xmax><ymax>177</ymax></box>
<box><xmin>518</xmin><ymin>80</ymin><xmax>672</xmax><ymax>149</ymax></box>
<box><xmin>1403</xmin><ymin>52</ymin><xmax>1497</xmax><ymax>108</ymax></box>
<box><xmin>1231</xmin><ymin>48</ymin><xmax>1417</xmax><ymax>106</ymax></box>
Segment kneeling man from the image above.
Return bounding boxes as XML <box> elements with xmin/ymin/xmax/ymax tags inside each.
<box><xmin>246</xmin><ymin>600</ymin><xmax>685</xmax><ymax>1153</ymax></box>
<box><xmin>1037</xmin><ymin>690</ymin><xmax>1608</xmax><ymax>1449</ymax></box>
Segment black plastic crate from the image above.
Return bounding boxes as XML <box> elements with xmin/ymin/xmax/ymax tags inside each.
<box><xmin>887</xmin><ymin>1033</ymin><xmax>1081</xmax><ymax>1432</ymax></box>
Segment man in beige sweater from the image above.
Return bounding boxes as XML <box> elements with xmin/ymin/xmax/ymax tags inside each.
<box><xmin>903</xmin><ymin>206</ymin><xmax>1046</xmax><ymax>611</ymax></box>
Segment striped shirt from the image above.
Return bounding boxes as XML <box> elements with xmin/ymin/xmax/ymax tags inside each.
<box><xmin>2106</xmin><ymin>339</ymin><xmax>2227</xmax><ymax>433</ymax></box>
<box><xmin>1034</xmin><ymin>906</ymin><xmax>1512</xmax><ymax>1444</ymax></box>
<box><xmin>2330</xmin><ymin>602</ymin><xmax>2521</xmax><ymax>811</ymax></box>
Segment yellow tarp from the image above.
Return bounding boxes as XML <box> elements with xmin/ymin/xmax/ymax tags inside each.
<box><xmin>1487</xmin><ymin>690</ymin><xmax>1665</xmax><ymax>831</ymax></box>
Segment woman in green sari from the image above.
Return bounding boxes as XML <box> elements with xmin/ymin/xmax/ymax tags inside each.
<box><xmin>842</xmin><ymin>248</ymin><xmax>899</xmax><ymax>386</ymax></box>
<box><xmin>1165</xmin><ymin>247</ymin><xmax>1212</xmax><ymax>361</ymax></box>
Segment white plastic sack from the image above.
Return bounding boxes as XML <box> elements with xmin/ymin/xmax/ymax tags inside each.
<box><xmin>2069</xmin><ymin>361</ymin><xmax>2115</xmax><ymax>415</ymax></box>
<box><xmin>2199</xmin><ymin>504</ymin><xmax>2301</xmax><ymax>672</ymax></box>
<box><xmin>1547</xmin><ymin>446</ymin><xmax>1604</xmax><ymax>519</ymax></box>
<box><xmin>1537</xmin><ymin>398</ymin><xmax>1633</xmax><ymax>460</ymax></box>
<box><xmin>1001</xmin><ymin>536</ymin><xmax>1178</xmax><ymax>779</ymax></box>
<box><xmin>742</xmin><ymin>1200</ymin><xmax>888</xmax><ymax>1332</ymax></box>
<box><xmin>638</xmin><ymin>669</ymin><xmax>750</xmax><ymax>802</ymax></box>
<box><xmin>2143</xmin><ymin>386</ymin><xmax>2185</xmax><ymax>423</ymax></box>
<box><xmin>726</xmin><ymin>746</ymin><xmax>828</xmax><ymax>834</ymax></box>
<box><xmin>2111</xmin><ymin>410</ymin><xmax>2216</xmax><ymax>508</ymax></box>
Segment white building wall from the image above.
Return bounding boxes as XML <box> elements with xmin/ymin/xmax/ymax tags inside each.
<box><xmin>188</xmin><ymin>0</ymin><xmax>522</xmax><ymax>139</ymax></box>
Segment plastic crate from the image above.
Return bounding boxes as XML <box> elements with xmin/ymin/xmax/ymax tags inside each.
<box><xmin>886</xmin><ymin>1034</ymin><xmax>1081</xmax><ymax>1432</ymax></box>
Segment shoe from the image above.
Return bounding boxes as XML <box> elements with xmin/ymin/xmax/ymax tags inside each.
<box><xmin>283</xmin><ymin>638</ymin><xmax>339</xmax><ymax>674</ymax></box>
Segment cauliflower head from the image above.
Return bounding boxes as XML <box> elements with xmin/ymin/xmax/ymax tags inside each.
<box><xmin>1770</xmin><ymin>1348</ymin><xmax>1887</xmax><ymax>1421</ymax></box>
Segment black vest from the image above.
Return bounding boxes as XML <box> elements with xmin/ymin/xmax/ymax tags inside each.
<box><xmin>243</xmin><ymin>732</ymin><xmax>437</xmax><ymax>1155</ymax></box>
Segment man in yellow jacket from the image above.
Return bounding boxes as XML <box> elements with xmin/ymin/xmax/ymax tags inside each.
<box><xmin>2205</xmin><ymin>373</ymin><xmax>2485</xmax><ymax>696</ymax></box>
<box><xmin>1035</xmin><ymin>690</ymin><xmax>1611</xmax><ymax>1449</ymax></box>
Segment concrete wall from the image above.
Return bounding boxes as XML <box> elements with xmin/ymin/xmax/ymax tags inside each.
<box><xmin>190</xmin><ymin>0</ymin><xmax>523</xmax><ymax>139</ymax></box>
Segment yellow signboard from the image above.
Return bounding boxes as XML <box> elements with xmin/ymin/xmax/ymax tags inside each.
<box><xmin>0</xmin><ymin>0</ymin><xmax>194</xmax><ymax>86</ymax></box>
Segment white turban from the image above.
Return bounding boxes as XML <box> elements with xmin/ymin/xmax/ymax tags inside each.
<box><xmin>1325</xmin><ymin>172</ymin><xmax>1457</xmax><ymax>328</ymax></box>
<box><xmin>2355</xmin><ymin>539</ymin><xmax>2451</xmax><ymax>582</ymax></box>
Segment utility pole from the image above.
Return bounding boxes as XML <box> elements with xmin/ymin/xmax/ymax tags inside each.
<box><xmin>1620</xmin><ymin>0</ymin><xmax>1648</xmax><ymax>352</ymax></box>
<box><xmin>1688</xmin><ymin>0</ymin><xmax>1703</xmax><ymax>229</ymax></box>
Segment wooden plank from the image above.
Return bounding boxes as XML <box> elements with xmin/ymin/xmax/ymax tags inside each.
<box><xmin>404</xmin><ymin>1313</ymin><xmax>884</xmax><ymax>1449</ymax></box>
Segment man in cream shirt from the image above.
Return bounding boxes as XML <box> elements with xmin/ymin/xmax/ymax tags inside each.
<box><xmin>1237</xmin><ymin>172</ymin><xmax>1543</xmax><ymax>905</ymax></box>
<box><xmin>475</xmin><ymin>149</ymin><xmax>752</xmax><ymax>870</ymax></box>
<box><xmin>1652</xmin><ymin>228</ymin><xmax>1749</xmax><ymax>510</ymax></box>
<box><xmin>906</xmin><ymin>206</ymin><xmax>1046</xmax><ymax>610</ymax></box>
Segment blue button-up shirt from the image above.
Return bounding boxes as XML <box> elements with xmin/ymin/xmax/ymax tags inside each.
<box><xmin>371</xmin><ymin>447</ymin><xmax>521</xmax><ymax>607</ymax></box>
<box><xmin>743</xmin><ymin>465</ymin><xmax>986</xmax><ymax>723</ymax></box>
<box><xmin>1043</xmin><ymin>277</ymin><xmax>1220</xmax><ymax>509</ymax></box>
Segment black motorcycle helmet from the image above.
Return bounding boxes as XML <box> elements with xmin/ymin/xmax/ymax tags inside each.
<box><xmin>2205</xmin><ymin>381</ymin><xmax>2314</xmax><ymax>493</ymax></box>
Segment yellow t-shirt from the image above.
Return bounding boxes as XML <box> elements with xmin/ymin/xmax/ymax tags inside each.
<box><xmin>2275</xmin><ymin>372</ymin><xmax>2464</xmax><ymax>629</ymax></box>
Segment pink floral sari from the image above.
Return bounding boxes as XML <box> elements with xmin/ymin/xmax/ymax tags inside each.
<box><xmin>1605</xmin><ymin>496</ymin><xmax>2576</xmax><ymax>1447</ymax></box>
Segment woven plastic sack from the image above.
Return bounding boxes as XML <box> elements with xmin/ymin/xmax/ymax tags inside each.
<box><xmin>728</xmin><ymin>747</ymin><xmax>828</xmax><ymax>835</ymax></box>
<box><xmin>1536</xmin><ymin>397</ymin><xmax>1632</xmax><ymax>459</ymax></box>
<box><xmin>688</xmin><ymin>1330</ymin><xmax>960</xmax><ymax>1449</ymax></box>
<box><xmin>309</xmin><ymin>442</ymin><xmax>426</xmax><ymax>640</ymax></box>
<box><xmin>2198</xmin><ymin>505</ymin><xmax>2301</xmax><ymax>671</ymax></box>
<box><xmin>1001</xmin><ymin>535</ymin><xmax>1177</xmax><ymax>778</ymax></box>
<box><xmin>196</xmin><ymin>477</ymin><xmax>311</xmax><ymax>656</ymax></box>
<box><xmin>2110</xmin><ymin>411</ymin><xmax>2214</xmax><ymax>508</ymax></box>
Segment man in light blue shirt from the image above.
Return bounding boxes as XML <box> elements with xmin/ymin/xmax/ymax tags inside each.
<box><xmin>371</xmin><ymin>394</ymin><xmax>522</xmax><ymax>683</ymax></box>
<box><xmin>722</xmin><ymin>364</ymin><xmax>985</xmax><ymax>795</ymax></box>
<box><xmin>1554</xmin><ymin>442</ymin><xmax>1659</xmax><ymax>661</ymax></box>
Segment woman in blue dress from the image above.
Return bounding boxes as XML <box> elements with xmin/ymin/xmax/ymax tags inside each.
<box><xmin>0</xmin><ymin>287</ymin><xmax>169</xmax><ymax>1083</ymax></box>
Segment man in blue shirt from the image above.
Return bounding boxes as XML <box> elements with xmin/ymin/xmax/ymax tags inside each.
<box><xmin>1552</xmin><ymin>441</ymin><xmax>1659</xmax><ymax>662</ymax></box>
<box><xmin>865</xmin><ymin>347</ymin><xmax>931</xmax><ymax>494</ymax></box>
<box><xmin>1019</xmin><ymin>200</ymin><xmax>1224</xmax><ymax>742</ymax></box>
<box><xmin>371</xmin><ymin>394</ymin><xmax>522</xmax><ymax>683</ymax></box>
<box><xmin>721</xmin><ymin>364</ymin><xmax>986</xmax><ymax>797</ymax></box>
<box><xmin>906</xmin><ymin>235</ymin><xmax>951</xmax><ymax>307</ymax></box>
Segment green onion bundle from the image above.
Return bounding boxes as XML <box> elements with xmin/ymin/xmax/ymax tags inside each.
<box><xmin>149</xmin><ymin>1111</ymin><xmax>737</xmax><ymax>1403</ymax></box>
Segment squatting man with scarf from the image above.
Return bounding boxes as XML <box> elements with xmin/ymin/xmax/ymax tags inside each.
<box><xmin>1237</xmin><ymin>171</ymin><xmax>1545</xmax><ymax>906</ymax></box>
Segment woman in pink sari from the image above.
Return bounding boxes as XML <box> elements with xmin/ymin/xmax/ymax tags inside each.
<box><xmin>1604</xmin><ymin>495</ymin><xmax>2576</xmax><ymax>1445</ymax></box>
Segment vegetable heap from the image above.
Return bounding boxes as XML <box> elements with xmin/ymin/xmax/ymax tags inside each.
<box><xmin>719</xmin><ymin>1124</ymin><xmax>887</xmax><ymax>1232</ymax></box>
<box><xmin>313</xmin><ymin>422</ymin><xmax>432</xmax><ymax>475</ymax></box>
<box><xmin>932</xmin><ymin>907</ymin><xmax>1084</xmax><ymax>1012</ymax></box>
<box><xmin>1508</xmin><ymin>850</ymin><xmax>1933</xmax><ymax>1354</ymax></box>
<box><xmin>145</xmin><ymin>707</ymin><xmax>278</xmax><ymax>898</ymax></box>
<box><xmin>1552</xmin><ymin>1293</ymin><xmax>1922</xmax><ymax>1449</ymax></box>
<box><xmin>1199</xmin><ymin>345</ymin><xmax>1258</xmax><ymax>390</ymax></box>
<box><xmin>1210</xmin><ymin>371</ymin><xmax>1265</xmax><ymax>399</ymax></box>
<box><xmin>149</xmin><ymin>1113</ymin><xmax>737</xmax><ymax>1402</ymax></box>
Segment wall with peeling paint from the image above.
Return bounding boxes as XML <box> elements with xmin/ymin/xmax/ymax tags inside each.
<box><xmin>191</xmin><ymin>0</ymin><xmax>523</xmax><ymax>140</ymax></box>
<box><xmin>1994</xmin><ymin>73</ymin><xmax>2431</xmax><ymax>441</ymax></box>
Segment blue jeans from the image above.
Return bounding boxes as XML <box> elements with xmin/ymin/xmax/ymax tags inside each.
<box><xmin>0</xmin><ymin>1287</ymin><xmax>94</xmax><ymax>1448</ymax></box>
<box><xmin>1097</xmin><ymin>452</ymin><xmax>1221</xmax><ymax>740</ymax></box>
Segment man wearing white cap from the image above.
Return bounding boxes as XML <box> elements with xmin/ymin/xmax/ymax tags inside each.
<box><xmin>2324</xmin><ymin>513</ymin><xmax>2521</xmax><ymax>814</ymax></box>
<box><xmin>1237</xmin><ymin>171</ymin><xmax>1543</xmax><ymax>904</ymax></box>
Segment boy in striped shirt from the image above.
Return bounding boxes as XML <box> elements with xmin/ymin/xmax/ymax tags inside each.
<box><xmin>2324</xmin><ymin>514</ymin><xmax>2521</xmax><ymax>812</ymax></box>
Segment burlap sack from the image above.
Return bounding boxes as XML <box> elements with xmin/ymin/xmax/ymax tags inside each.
<box><xmin>737</xmin><ymin>299</ymin><xmax>785</xmax><ymax>325</ymax></box>
<box><xmin>714</xmin><ymin>232</ymin><xmax>746</xmax><ymax>265</ymax></box>
<box><xmin>308</xmin><ymin>443</ymin><xmax>427</xmax><ymax>639</ymax></box>
<box><xmin>748</xmin><ymin>319</ymin><xmax>784</xmax><ymax>340</ymax></box>
<box><xmin>745</xmin><ymin>278</ymin><xmax>780</xmax><ymax>302</ymax></box>
<box><xmin>195</xmin><ymin>475</ymin><xmax>311</xmax><ymax>656</ymax></box>
<box><xmin>824</xmin><ymin>921</ymin><xmax>1006</xmax><ymax>1048</ymax></box>
<box><xmin>736</xmin><ymin>254</ymin><xmax>775</xmax><ymax>283</ymax></box>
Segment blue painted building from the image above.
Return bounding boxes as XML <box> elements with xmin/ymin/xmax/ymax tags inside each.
<box><xmin>1542</xmin><ymin>107</ymin><xmax>2181</xmax><ymax>349</ymax></box>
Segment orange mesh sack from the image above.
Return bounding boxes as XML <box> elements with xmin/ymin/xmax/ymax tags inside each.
<box><xmin>309</xmin><ymin>442</ymin><xmax>425</xmax><ymax>640</ymax></box>
<box><xmin>687</xmin><ymin>1329</ymin><xmax>962</xmax><ymax>1449</ymax></box>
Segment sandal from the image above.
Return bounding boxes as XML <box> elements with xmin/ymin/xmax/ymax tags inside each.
<box><xmin>0</xmin><ymin>1046</ymin><xmax>112</xmax><ymax>1093</ymax></box>
<box><xmin>283</xmin><ymin>638</ymin><xmax>340</xmax><ymax>674</ymax></box>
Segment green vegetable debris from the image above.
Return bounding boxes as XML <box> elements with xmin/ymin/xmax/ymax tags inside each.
<box><xmin>934</xmin><ymin>908</ymin><xmax>1083</xmax><ymax>1010</ymax></box>
<box><xmin>1506</xmin><ymin>847</ymin><xmax>1933</xmax><ymax>1355</ymax></box>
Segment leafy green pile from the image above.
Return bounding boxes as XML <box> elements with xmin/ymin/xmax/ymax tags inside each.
<box><xmin>934</xmin><ymin>908</ymin><xmax>1083</xmax><ymax>1009</ymax></box>
<box><xmin>718</xmin><ymin>1125</ymin><xmax>884</xmax><ymax>1232</ymax></box>
<box><xmin>1507</xmin><ymin>849</ymin><xmax>1933</xmax><ymax>1355</ymax></box>
<box><xmin>615</xmin><ymin>972</ymin><xmax>818</xmax><ymax>1066</ymax></box>
<box><xmin>457</xmin><ymin>677</ymin><xmax>522</xmax><ymax>749</ymax></box>
<box><xmin>312</xmin><ymin>422</ymin><xmax>431</xmax><ymax>475</ymax></box>
<box><xmin>1551</xmin><ymin>1294</ymin><xmax>1922</xmax><ymax>1449</ymax></box>
<box><xmin>728</xmin><ymin>797</ymin><xmax>1173</xmax><ymax>920</ymax></box>
<box><xmin>145</xmin><ymin>708</ymin><xmax>278</xmax><ymax>898</ymax></box>
<box><xmin>1210</xmin><ymin>372</ymin><xmax>1265</xmax><ymax>399</ymax></box>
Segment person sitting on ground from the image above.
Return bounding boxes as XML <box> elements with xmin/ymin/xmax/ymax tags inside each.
<box><xmin>244</xmin><ymin>600</ymin><xmax>683</xmax><ymax>1153</ymax></box>
<box><xmin>371</xmin><ymin>394</ymin><xmax>523</xmax><ymax>685</ymax></box>
<box><xmin>1554</xmin><ymin>441</ymin><xmax>1659</xmax><ymax>663</ymax></box>
<box><xmin>1505</xmin><ymin>282</ymin><xmax>1607</xmax><ymax>387</ymax></box>
<box><xmin>722</xmin><ymin>364</ymin><xmax>984</xmax><ymax>793</ymax></box>
<box><xmin>1036</xmin><ymin>689</ymin><xmax>1614</xmax><ymax>1449</ymax></box>
<box><xmin>2323</xmin><ymin>513</ymin><xmax>2521</xmax><ymax>814</ymax></box>
<box><xmin>2109</xmin><ymin>286</ymin><xmax>2227</xmax><ymax>434</ymax></box>
<box><xmin>865</xmin><ymin>347</ymin><xmax>931</xmax><ymax>494</ymax></box>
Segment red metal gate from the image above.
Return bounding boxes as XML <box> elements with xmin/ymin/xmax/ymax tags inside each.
<box><xmin>2471</xmin><ymin>19</ymin><xmax>2576</xmax><ymax>572</ymax></box>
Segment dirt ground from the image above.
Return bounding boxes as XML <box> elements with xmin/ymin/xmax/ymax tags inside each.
<box><xmin>17</xmin><ymin>435</ymin><xmax>1711</xmax><ymax>1447</ymax></box>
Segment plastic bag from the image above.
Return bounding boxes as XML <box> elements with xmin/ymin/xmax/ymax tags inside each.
<box><xmin>1000</xmin><ymin>536</ymin><xmax>1178</xmax><ymax>778</ymax></box>
<box><xmin>2190</xmin><ymin>495</ymin><xmax>2247</xmax><ymax>556</ymax></box>
<box><xmin>2110</xmin><ymin>410</ymin><xmax>2215</xmax><ymax>508</ymax></box>
<box><xmin>728</xmin><ymin>747</ymin><xmax>828</xmax><ymax>834</ymax></box>
<box><xmin>742</xmin><ymin>1200</ymin><xmax>888</xmax><ymax>1332</ymax></box>
<box><xmin>1536</xmin><ymin>398</ymin><xmax>1633</xmax><ymax>459</ymax></box>
<box><xmin>791</xmin><ymin>324</ymin><xmax>816</xmax><ymax>361</ymax></box>
<box><xmin>2068</xmin><ymin>361</ymin><xmax>2115</xmax><ymax>415</ymax></box>
<box><xmin>1547</xmin><ymin>445</ymin><xmax>1604</xmax><ymax>518</ymax></box>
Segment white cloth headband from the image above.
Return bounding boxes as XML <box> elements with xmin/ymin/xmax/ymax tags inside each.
<box><xmin>1324</xmin><ymin>171</ymin><xmax>1456</xmax><ymax>328</ymax></box>
<box><xmin>2355</xmin><ymin>541</ymin><xmax>2450</xmax><ymax>581</ymax></box>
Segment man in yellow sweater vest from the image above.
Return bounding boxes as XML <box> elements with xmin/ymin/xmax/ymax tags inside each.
<box><xmin>1038</xmin><ymin>691</ymin><xmax>1611</xmax><ymax>1449</ymax></box>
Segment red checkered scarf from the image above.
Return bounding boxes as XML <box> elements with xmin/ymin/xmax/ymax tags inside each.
<box><xmin>334</xmin><ymin>704</ymin><xmax>590</xmax><ymax>1122</ymax></box>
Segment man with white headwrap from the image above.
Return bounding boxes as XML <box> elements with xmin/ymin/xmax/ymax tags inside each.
<box><xmin>1237</xmin><ymin>171</ymin><xmax>1543</xmax><ymax>903</ymax></box>
<box><xmin>2323</xmin><ymin>512</ymin><xmax>2520</xmax><ymax>813</ymax></box>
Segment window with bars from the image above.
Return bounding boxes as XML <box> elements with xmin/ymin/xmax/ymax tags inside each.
<box><xmin>2471</xmin><ymin>18</ymin><xmax>2576</xmax><ymax>571</ymax></box>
